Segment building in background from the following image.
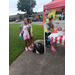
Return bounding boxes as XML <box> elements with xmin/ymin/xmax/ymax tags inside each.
<box><xmin>9</xmin><ymin>11</ymin><xmax>61</xmax><ymax>21</ymax></box>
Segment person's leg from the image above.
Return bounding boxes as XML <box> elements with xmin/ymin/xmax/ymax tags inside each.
<box><xmin>30</xmin><ymin>37</ymin><xmax>32</xmax><ymax>47</ymax></box>
<box><xmin>30</xmin><ymin>36</ymin><xmax>34</xmax><ymax>47</ymax></box>
<box><xmin>31</xmin><ymin>36</ymin><xmax>34</xmax><ymax>45</ymax></box>
<box><xmin>47</xmin><ymin>33</ymin><xmax>51</xmax><ymax>45</ymax></box>
<box><xmin>29</xmin><ymin>34</ymin><xmax>31</xmax><ymax>46</ymax></box>
<box><xmin>23</xmin><ymin>35</ymin><xmax>28</xmax><ymax>51</ymax></box>
<box><xmin>27</xmin><ymin>35</ymin><xmax>32</xmax><ymax>50</ymax></box>
<box><xmin>29</xmin><ymin>33</ymin><xmax>32</xmax><ymax>46</ymax></box>
<box><xmin>25</xmin><ymin>40</ymin><xmax>27</xmax><ymax>47</ymax></box>
<box><xmin>45</xmin><ymin>33</ymin><xmax>49</xmax><ymax>48</ymax></box>
<box><xmin>27</xmin><ymin>39</ymin><xmax>30</xmax><ymax>47</ymax></box>
<box><xmin>27</xmin><ymin>39</ymin><xmax>32</xmax><ymax>50</ymax></box>
<box><xmin>29</xmin><ymin>37</ymin><xmax>32</xmax><ymax>46</ymax></box>
<box><xmin>45</xmin><ymin>32</ymin><xmax>47</xmax><ymax>45</ymax></box>
<box><xmin>30</xmin><ymin>33</ymin><xmax>34</xmax><ymax>47</ymax></box>
<box><xmin>25</xmin><ymin>40</ymin><xmax>29</xmax><ymax>51</ymax></box>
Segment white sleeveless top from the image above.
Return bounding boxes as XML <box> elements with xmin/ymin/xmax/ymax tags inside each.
<box><xmin>22</xmin><ymin>24</ymin><xmax>30</xmax><ymax>35</ymax></box>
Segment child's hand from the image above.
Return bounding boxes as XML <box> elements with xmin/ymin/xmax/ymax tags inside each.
<box><xmin>21</xmin><ymin>31</ymin><xmax>23</xmax><ymax>34</ymax></box>
<box><xmin>31</xmin><ymin>34</ymin><xmax>33</xmax><ymax>37</ymax></box>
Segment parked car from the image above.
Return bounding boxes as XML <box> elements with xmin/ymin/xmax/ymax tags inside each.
<box><xmin>59</xmin><ymin>15</ymin><xmax>65</xmax><ymax>20</ymax></box>
<box><xmin>15</xmin><ymin>19</ymin><xmax>21</xmax><ymax>22</ymax></box>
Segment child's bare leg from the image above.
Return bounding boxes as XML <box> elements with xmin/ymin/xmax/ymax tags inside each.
<box><xmin>32</xmin><ymin>37</ymin><xmax>34</xmax><ymax>45</ymax></box>
<box><xmin>25</xmin><ymin>40</ymin><xmax>27</xmax><ymax>47</ymax></box>
<box><xmin>30</xmin><ymin>37</ymin><xmax>32</xmax><ymax>45</ymax></box>
<box><xmin>27</xmin><ymin>39</ymin><xmax>30</xmax><ymax>47</ymax></box>
<box><xmin>31</xmin><ymin>36</ymin><xmax>34</xmax><ymax>45</ymax></box>
<box><xmin>25</xmin><ymin>39</ymin><xmax>28</xmax><ymax>51</ymax></box>
<box><xmin>30</xmin><ymin>38</ymin><xmax>32</xmax><ymax>45</ymax></box>
<box><xmin>27</xmin><ymin>39</ymin><xmax>32</xmax><ymax>50</ymax></box>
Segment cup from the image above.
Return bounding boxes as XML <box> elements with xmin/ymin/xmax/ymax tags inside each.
<box><xmin>55</xmin><ymin>29</ymin><xmax>58</xmax><ymax>33</ymax></box>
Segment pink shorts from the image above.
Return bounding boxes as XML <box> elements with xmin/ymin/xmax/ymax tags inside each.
<box><xmin>23</xmin><ymin>35</ymin><xmax>30</xmax><ymax>40</ymax></box>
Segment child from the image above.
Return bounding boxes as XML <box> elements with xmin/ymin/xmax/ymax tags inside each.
<box><xmin>27</xmin><ymin>19</ymin><xmax>34</xmax><ymax>47</ymax></box>
<box><xmin>19</xmin><ymin>18</ymin><xmax>32</xmax><ymax>51</ymax></box>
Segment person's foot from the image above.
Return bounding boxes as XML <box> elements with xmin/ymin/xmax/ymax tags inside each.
<box><xmin>46</xmin><ymin>45</ymin><xmax>49</xmax><ymax>48</ymax></box>
<box><xmin>25</xmin><ymin>48</ymin><xmax>28</xmax><ymax>51</ymax></box>
<box><xmin>30</xmin><ymin>45</ymin><xmax>34</xmax><ymax>47</ymax></box>
<box><xmin>28</xmin><ymin>47</ymin><xmax>32</xmax><ymax>51</ymax></box>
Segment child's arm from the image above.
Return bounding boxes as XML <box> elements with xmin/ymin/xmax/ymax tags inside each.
<box><xmin>48</xmin><ymin>22</ymin><xmax>54</xmax><ymax>28</ymax></box>
<box><xmin>30</xmin><ymin>31</ymin><xmax>32</xmax><ymax>37</ymax></box>
<box><xmin>19</xmin><ymin>25</ymin><xmax>23</xmax><ymax>34</ymax></box>
<box><xmin>46</xmin><ymin>19</ymin><xmax>54</xmax><ymax>28</ymax></box>
<box><xmin>28</xmin><ymin>26</ymin><xmax>32</xmax><ymax>37</ymax></box>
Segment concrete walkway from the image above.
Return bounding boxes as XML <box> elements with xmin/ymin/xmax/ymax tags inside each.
<box><xmin>9</xmin><ymin>40</ymin><xmax>65</xmax><ymax>75</ymax></box>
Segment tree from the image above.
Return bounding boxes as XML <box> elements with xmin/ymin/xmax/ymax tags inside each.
<box><xmin>17</xmin><ymin>0</ymin><xmax>36</xmax><ymax>15</ymax></box>
<box><xmin>17</xmin><ymin>13</ymin><xmax>20</xmax><ymax>15</ymax></box>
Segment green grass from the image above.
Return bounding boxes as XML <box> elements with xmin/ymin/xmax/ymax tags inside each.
<box><xmin>53</xmin><ymin>16</ymin><xmax>59</xmax><ymax>20</ymax></box>
<box><xmin>9</xmin><ymin>24</ymin><xmax>44</xmax><ymax>65</ymax></box>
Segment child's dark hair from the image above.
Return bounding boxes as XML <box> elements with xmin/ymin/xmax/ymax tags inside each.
<box><xmin>49</xmin><ymin>18</ymin><xmax>52</xmax><ymax>20</ymax></box>
<box><xmin>27</xmin><ymin>18</ymin><xmax>32</xmax><ymax>23</ymax></box>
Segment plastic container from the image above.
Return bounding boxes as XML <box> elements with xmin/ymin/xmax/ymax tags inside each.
<box><xmin>36</xmin><ymin>43</ymin><xmax>38</xmax><ymax>46</ymax></box>
<box><xmin>59</xmin><ymin>27</ymin><xmax>62</xmax><ymax>31</ymax></box>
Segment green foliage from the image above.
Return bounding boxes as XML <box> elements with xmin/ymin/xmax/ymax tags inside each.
<box><xmin>53</xmin><ymin>16</ymin><xmax>59</xmax><ymax>20</ymax></box>
<box><xmin>9</xmin><ymin>19</ymin><xmax>15</xmax><ymax>22</ymax></box>
<box><xmin>17</xmin><ymin>0</ymin><xmax>36</xmax><ymax>15</ymax></box>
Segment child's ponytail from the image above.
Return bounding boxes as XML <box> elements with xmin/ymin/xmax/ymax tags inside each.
<box><xmin>27</xmin><ymin>18</ymin><xmax>30</xmax><ymax>24</ymax></box>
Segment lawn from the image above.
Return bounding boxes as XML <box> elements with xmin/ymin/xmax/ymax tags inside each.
<box><xmin>9</xmin><ymin>24</ymin><xmax>44</xmax><ymax>65</ymax></box>
<box><xmin>53</xmin><ymin>16</ymin><xmax>59</xmax><ymax>20</ymax></box>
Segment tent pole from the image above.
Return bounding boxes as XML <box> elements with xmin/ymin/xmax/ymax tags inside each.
<box><xmin>43</xmin><ymin>9</ymin><xmax>46</xmax><ymax>54</ymax></box>
<box><xmin>44</xmin><ymin>24</ymin><xmax>46</xmax><ymax>54</ymax></box>
<box><xmin>62</xmin><ymin>12</ymin><xmax>63</xmax><ymax>20</ymax></box>
<box><xmin>62</xmin><ymin>8</ymin><xmax>64</xmax><ymax>20</ymax></box>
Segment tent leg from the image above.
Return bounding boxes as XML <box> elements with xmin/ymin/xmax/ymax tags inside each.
<box><xmin>44</xmin><ymin>25</ymin><xmax>46</xmax><ymax>54</ymax></box>
<box><xmin>62</xmin><ymin>12</ymin><xmax>63</xmax><ymax>20</ymax></box>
